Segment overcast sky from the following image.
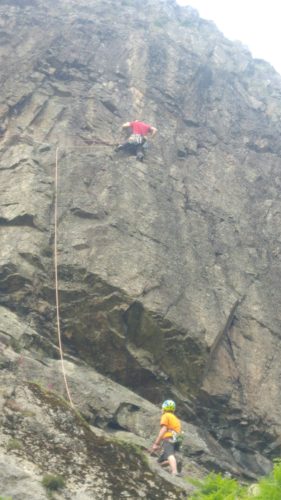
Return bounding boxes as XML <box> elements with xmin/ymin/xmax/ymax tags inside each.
<box><xmin>177</xmin><ymin>0</ymin><xmax>281</xmax><ymax>75</ymax></box>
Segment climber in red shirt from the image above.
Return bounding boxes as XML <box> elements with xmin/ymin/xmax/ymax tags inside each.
<box><xmin>115</xmin><ymin>120</ymin><xmax>157</xmax><ymax>161</ymax></box>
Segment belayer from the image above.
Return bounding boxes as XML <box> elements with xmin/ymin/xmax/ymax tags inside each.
<box><xmin>150</xmin><ymin>399</ymin><xmax>183</xmax><ymax>476</ymax></box>
<box><xmin>115</xmin><ymin>120</ymin><xmax>157</xmax><ymax>161</ymax></box>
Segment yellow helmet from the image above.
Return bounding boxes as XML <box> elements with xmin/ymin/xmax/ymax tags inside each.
<box><xmin>162</xmin><ymin>399</ymin><xmax>176</xmax><ymax>412</ymax></box>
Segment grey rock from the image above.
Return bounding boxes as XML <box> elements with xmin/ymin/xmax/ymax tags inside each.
<box><xmin>0</xmin><ymin>455</ymin><xmax>46</xmax><ymax>500</ymax></box>
<box><xmin>1</xmin><ymin>0</ymin><xmax>281</xmax><ymax>491</ymax></box>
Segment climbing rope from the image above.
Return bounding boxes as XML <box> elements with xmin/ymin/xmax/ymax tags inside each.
<box><xmin>54</xmin><ymin>146</ymin><xmax>74</xmax><ymax>408</ymax></box>
<box><xmin>2</xmin><ymin>134</ymin><xmax>114</xmax><ymax>408</ymax></box>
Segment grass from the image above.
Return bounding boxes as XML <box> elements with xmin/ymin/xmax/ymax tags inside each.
<box><xmin>113</xmin><ymin>438</ymin><xmax>149</xmax><ymax>466</ymax></box>
<box><xmin>254</xmin><ymin>459</ymin><xmax>281</xmax><ymax>499</ymax></box>
<box><xmin>188</xmin><ymin>460</ymin><xmax>281</xmax><ymax>499</ymax></box>
<box><xmin>189</xmin><ymin>472</ymin><xmax>246</xmax><ymax>499</ymax></box>
<box><xmin>42</xmin><ymin>474</ymin><xmax>65</xmax><ymax>491</ymax></box>
<box><xmin>6</xmin><ymin>438</ymin><xmax>23</xmax><ymax>452</ymax></box>
<box><xmin>10</xmin><ymin>337</ymin><xmax>22</xmax><ymax>353</ymax></box>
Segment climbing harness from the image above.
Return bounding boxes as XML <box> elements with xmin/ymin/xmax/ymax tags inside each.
<box><xmin>127</xmin><ymin>134</ymin><xmax>145</xmax><ymax>145</ymax></box>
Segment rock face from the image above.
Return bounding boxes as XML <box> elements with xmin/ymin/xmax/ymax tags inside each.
<box><xmin>0</xmin><ymin>350</ymin><xmax>190</xmax><ymax>499</ymax></box>
<box><xmin>1</xmin><ymin>0</ymin><xmax>281</xmax><ymax>494</ymax></box>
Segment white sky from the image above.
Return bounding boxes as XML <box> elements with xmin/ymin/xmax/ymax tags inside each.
<box><xmin>177</xmin><ymin>0</ymin><xmax>281</xmax><ymax>75</ymax></box>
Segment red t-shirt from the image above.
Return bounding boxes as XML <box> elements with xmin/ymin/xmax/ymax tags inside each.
<box><xmin>130</xmin><ymin>121</ymin><xmax>152</xmax><ymax>136</ymax></box>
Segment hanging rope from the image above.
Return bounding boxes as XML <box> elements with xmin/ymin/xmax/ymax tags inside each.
<box><xmin>5</xmin><ymin>134</ymin><xmax>115</xmax><ymax>407</ymax></box>
<box><xmin>54</xmin><ymin>146</ymin><xmax>74</xmax><ymax>408</ymax></box>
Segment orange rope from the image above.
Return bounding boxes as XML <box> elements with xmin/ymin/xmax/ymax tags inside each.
<box><xmin>54</xmin><ymin>147</ymin><xmax>74</xmax><ymax>407</ymax></box>
<box><xmin>6</xmin><ymin>136</ymin><xmax>114</xmax><ymax>406</ymax></box>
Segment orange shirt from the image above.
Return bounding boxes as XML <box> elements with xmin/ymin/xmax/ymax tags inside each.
<box><xmin>160</xmin><ymin>411</ymin><xmax>181</xmax><ymax>439</ymax></box>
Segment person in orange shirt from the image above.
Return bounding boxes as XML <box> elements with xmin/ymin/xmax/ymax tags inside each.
<box><xmin>151</xmin><ymin>399</ymin><xmax>181</xmax><ymax>476</ymax></box>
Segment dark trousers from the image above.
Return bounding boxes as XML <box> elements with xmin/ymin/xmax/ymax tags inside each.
<box><xmin>116</xmin><ymin>141</ymin><xmax>145</xmax><ymax>160</ymax></box>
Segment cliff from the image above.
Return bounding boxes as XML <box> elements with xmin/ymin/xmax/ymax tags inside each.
<box><xmin>1</xmin><ymin>0</ymin><xmax>281</xmax><ymax>497</ymax></box>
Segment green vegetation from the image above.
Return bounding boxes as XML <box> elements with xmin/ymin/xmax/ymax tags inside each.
<box><xmin>28</xmin><ymin>381</ymin><xmax>93</xmax><ymax>431</ymax></box>
<box><xmin>10</xmin><ymin>337</ymin><xmax>22</xmax><ymax>353</ymax></box>
<box><xmin>113</xmin><ymin>438</ymin><xmax>148</xmax><ymax>465</ymax></box>
<box><xmin>0</xmin><ymin>497</ymin><xmax>13</xmax><ymax>500</ymax></box>
<box><xmin>255</xmin><ymin>459</ymin><xmax>281</xmax><ymax>499</ymax></box>
<box><xmin>42</xmin><ymin>474</ymin><xmax>65</xmax><ymax>492</ymax></box>
<box><xmin>6</xmin><ymin>438</ymin><xmax>23</xmax><ymax>452</ymax></box>
<box><xmin>189</xmin><ymin>460</ymin><xmax>281</xmax><ymax>499</ymax></box>
<box><xmin>21</xmin><ymin>409</ymin><xmax>36</xmax><ymax>417</ymax></box>
<box><xmin>189</xmin><ymin>472</ymin><xmax>246</xmax><ymax>499</ymax></box>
